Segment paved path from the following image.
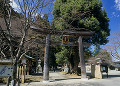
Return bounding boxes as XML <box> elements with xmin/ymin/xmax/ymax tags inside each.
<box><xmin>21</xmin><ymin>70</ymin><xmax>120</xmax><ymax>86</ymax></box>
<box><xmin>1</xmin><ymin>70</ymin><xmax>120</xmax><ymax>86</ymax></box>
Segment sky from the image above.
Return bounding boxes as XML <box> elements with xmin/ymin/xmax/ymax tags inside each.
<box><xmin>100</xmin><ymin>0</ymin><xmax>120</xmax><ymax>60</ymax></box>
<box><xmin>11</xmin><ymin>0</ymin><xmax>120</xmax><ymax>37</ymax></box>
<box><xmin>101</xmin><ymin>0</ymin><xmax>120</xmax><ymax>34</ymax></box>
<box><xmin>10</xmin><ymin>0</ymin><xmax>20</xmax><ymax>12</ymax></box>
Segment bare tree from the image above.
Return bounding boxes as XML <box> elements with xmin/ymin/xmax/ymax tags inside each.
<box><xmin>105</xmin><ymin>32</ymin><xmax>120</xmax><ymax>61</ymax></box>
<box><xmin>0</xmin><ymin>0</ymin><xmax>53</xmax><ymax>86</ymax></box>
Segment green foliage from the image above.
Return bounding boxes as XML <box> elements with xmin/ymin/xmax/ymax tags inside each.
<box><xmin>93</xmin><ymin>44</ymin><xmax>100</xmax><ymax>56</ymax></box>
<box><xmin>56</xmin><ymin>47</ymin><xmax>69</xmax><ymax>64</ymax></box>
<box><xmin>52</xmin><ymin>0</ymin><xmax>110</xmax><ymax>72</ymax></box>
<box><xmin>84</xmin><ymin>47</ymin><xmax>93</xmax><ymax>60</ymax></box>
<box><xmin>52</xmin><ymin>0</ymin><xmax>110</xmax><ymax>45</ymax></box>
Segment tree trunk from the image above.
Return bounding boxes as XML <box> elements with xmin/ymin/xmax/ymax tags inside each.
<box><xmin>78</xmin><ymin>36</ymin><xmax>87</xmax><ymax>78</ymax></box>
<box><xmin>68</xmin><ymin>46</ymin><xmax>79</xmax><ymax>74</ymax></box>
<box><xmin>11</xmin><ymin>60</ymin><xmax>17</xmax><ymax>86</ymax></box>
<box><xmin>43</xmin><ymin>34</ymin><xmax>50</xmax><ymax>81</ymax></box>
<box><xmin>7</xmin><ymin>76</ymin><xmax>11</xmax><ymax>86</ymax></box>
<box><xmin>72</xmin><ymin>55</ymin><xmax>79</xmax><ymax>74</ymax></box>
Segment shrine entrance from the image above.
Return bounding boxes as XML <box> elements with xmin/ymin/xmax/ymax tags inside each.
<box><xmin>30</xmin><ymin>26</ymin><xmax>94</xmax><ymax>81</ymax></box>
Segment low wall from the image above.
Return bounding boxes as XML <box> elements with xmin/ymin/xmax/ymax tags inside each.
<box><xmin>91</xmin><ymin>64</ymin><xmax>102</xmax><ymax>79</ymax></box>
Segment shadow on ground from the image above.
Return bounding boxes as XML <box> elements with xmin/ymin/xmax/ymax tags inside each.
<box><xmin>87</xmin><ymin>72</ymin><xmax>120</xmax><ymax>79</ymax></box>
<box><xmin>25</xmin><ymin>73</ymin><xmax>43</xmax><ymax>83</ymax></box>
<box><xmin>107</xmin><ymin>75</ymin><xmax>120</xmax><ymax>78</ymax></box>
<box><xmin>54</xmin><ymin>78</ymin><xmax>81</xmax><ymax>81</ymax></box>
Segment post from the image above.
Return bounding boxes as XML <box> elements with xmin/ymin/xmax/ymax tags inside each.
<box><xmin>17</xmin><ymin>66</ymin><xmax>19</xmax><ymax>77</ymax></box>
<box><xmin>27</xmin><ymin>63</ymin><xmax>29</xmax><ymax>75</ymax></box>
<box><xmin>78</xmin><ymin>36</ymin><xmax>87</xmax><ymax>78</ymax></box>
<box><xmin>21</xmin><ymin>64</ymin><xmax>26</xmax><ymax>83</ymax></box>
<box><xmin>21</xmin><ymin>66</ymin><xmax>24</xmax><ymax>83</ymax></box>
<box><xmin>19</xmin><ymin>66</ymin><xmax>21</xmax><ymax>79</ymax></box>
<box><xmin>43</xmin><ymin>34</ymin><xmax>50</xmax><ymax>81</ymax></box>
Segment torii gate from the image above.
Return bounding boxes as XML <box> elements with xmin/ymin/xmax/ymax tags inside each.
<box><xmin>30</xmin><ymin>26</ymin><xmax>94</xmax><ymax>81</ymax></box>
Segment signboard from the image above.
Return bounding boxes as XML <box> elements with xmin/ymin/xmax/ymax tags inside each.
<box><xmin>62</xmin><ymin>35</ymin><xmax>69</xmax><ymax>43</ymax></box>
<box><xmin>0</xmin><ymin>65</ymin><xmax>13</xmax><ymax>77</ymax></box>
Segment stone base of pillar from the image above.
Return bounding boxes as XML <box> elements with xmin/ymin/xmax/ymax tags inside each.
<box><xmin>42</xmin><ymin>80</ymin><xmax>50</xmax><ymax>83</ymax></box>
<box><xmin>81</xmin><ymin>78</ymin><xmax>89</xmax><ymax>80</ymax></box>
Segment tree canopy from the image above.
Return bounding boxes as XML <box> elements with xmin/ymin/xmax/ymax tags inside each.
<box><xmin>52</xmin><ymin>0</ymin><xmax>110</xmax><ymax>45</ymax></box>
<box><xmin>56</xmin><ymin>47</ymin><xmax>69</xmax><ymax>64</ymax></box>
<box><xmin>95</xmin><ymin>49</ymin><xmax>112</xmax><ymax>64</ymax></box>
<box><xmin>105</xmin><ymin>32</ymin><xmax>120</xmax><ymax>60</ymax></box>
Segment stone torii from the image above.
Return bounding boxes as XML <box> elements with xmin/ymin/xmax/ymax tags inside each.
<box><xmin>30</xmin><ymin>26</ymin><xmax>94</xmax><ymax>81</ymax></box>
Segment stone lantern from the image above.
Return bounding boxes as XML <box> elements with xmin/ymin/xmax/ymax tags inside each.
<box><xmin>22</xmin><ymin>57</ymin><xmax>27</xmax><ymax>64</ymax></box>
<box><xmin>36</xmin><ymin>59</ymin><xmax>42</xmax><ymax>73</ymax></box>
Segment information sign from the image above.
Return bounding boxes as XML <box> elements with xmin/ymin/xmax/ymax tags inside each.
<box><xmin>0</xmin><ymin>65</ymin><xmax>13</xmax><ymax>77</ymax></box>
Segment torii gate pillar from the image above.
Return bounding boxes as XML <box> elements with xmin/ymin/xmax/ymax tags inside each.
<box><xmin>78</xmin><ymin>36</ymin><xmax>87</xmax><ymax>79</ymax></box>
<box><xmin>43</xmin><ymin>34</ymin><xmax>50</xmax><ymax>81</ymax></box>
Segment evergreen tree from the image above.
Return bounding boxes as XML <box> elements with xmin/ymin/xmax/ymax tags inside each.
<box><xmin>52</xmin><ymin>0</ymin><xmax>110</xmax><ymax>45</ymax></box>
<box><xmin>52</xmin><ymin>0</ymin><xmax>110</xmax><ymax>73</ymax></box>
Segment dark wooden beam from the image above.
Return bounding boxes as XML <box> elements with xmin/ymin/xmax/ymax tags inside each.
<box><xmin>35</xmin><ymin>40</ymin><xmax>91</xmax><ymax>47</ymax></box>
<box><xmin>30</xmin><ymin>26</ymin><xmax>94</xmax><ymax>37</ymax></box>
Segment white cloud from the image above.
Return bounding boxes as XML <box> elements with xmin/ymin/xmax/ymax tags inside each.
<box><xmin>112</xmin><ymin>12</ymin><xmax>115</xmax><ymax>16</ymax></box>
<box><xmin>35</xmin><ymin>13</ymin><xmax>44</xmax><ymax>18</ymax></box>
<box><xmin>10</xmin><ymin>0</ymin><xmax>20</xmax><ymax>12</ymax></box>
<box><xmin>115</xmin><ymin>0</ymin><xmax>120</xmax><ymax>10</ymax></box>
<box><xmin>41</xmin><ymin>14</ymin><xmax>44</xmax><ymax>18</ymax></box>
<box><xmin>112</xmin><ymin>12</ymin><xmax>120</xmax><ymax>17</ymax></box>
